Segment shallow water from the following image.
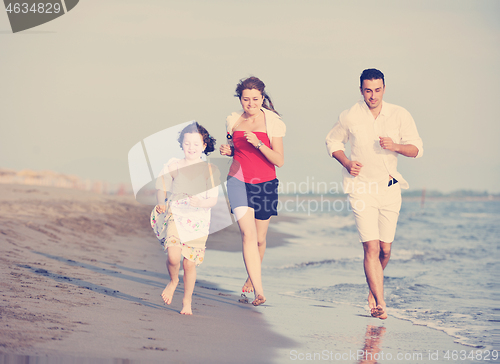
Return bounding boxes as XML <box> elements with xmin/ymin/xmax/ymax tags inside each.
<box><xmin>201</xmin><ymin>199</ymin><xmax>500</xmax><ymax>350</ymax></box>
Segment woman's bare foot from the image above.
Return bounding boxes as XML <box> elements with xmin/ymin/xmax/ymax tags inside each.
<box><xmin>252</xmin><ymin>294</ymin><xmax>266</xmax><ymax>306</ymax></box>
<box><xmin>161</xmin><ymin>279</ymin><xmax>179</xmax><ymax>305</ymax></box>
<box><xmin>242</xmin><ymin>277</ymin><xmax>254</xmax><ymax>293</ymax></box>
<box><xmin>180</xmin><ymin>298</ymin><xmax>192</xmax><ymax>315</ymax></box>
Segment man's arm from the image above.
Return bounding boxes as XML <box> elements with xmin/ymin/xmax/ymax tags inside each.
<box><xmin>379</xmin><ymin>137</ymin><xmax>418</xmax><ymax>158</ymax></box>
<box><xmin>386</xmin><ymin>107</ymin><xmax>423</xmax><ymax>158</ymax></box>
<box><xmin>326</xmin><ymin>112</ymin><xmax>364</xmax><ymax>176</ymax></box>
<box><xmin>325</xmin><ymin>114</ymin><xmax>348</xmax><ymax>157</ymax></box>
<box><xmin>332</xmin><ymin>150</ymin><xmax>363</xmax><ymax>176</ymax></box>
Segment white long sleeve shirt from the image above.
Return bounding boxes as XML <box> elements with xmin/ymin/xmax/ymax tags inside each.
<box><xmin>326</xmin><ymin>100</ymin><xmax>423</xmax><ymax>192</ymax></box>
<box><xmin>226</xmin><ymin>108</ymin><xmax>286</xmax><ymax>141</ymax></box>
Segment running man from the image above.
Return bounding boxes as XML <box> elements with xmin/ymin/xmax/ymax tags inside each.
<box><xmin>326</xmin><ymin>68</ymin><xmax>423</xmax><ymax>319</ymax></box>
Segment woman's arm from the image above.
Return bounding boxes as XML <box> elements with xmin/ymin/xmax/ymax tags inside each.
<box><xmin>244</xmin><ymin>132</ymin><xmax>284</xmax><ymax>168</ymax></box>
<box><xmin>220</xmin><ymin>144</ymin><xmax>234</xmax><ymax>156</ymax></box>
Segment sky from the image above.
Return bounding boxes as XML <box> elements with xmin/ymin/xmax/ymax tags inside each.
<box><xmin>1</xmin><ymin>0</ymin><xmax>499</xmax><ymax>193</ymax></box>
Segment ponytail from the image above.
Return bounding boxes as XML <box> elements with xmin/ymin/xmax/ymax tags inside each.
<box><xmin>262</xmin><ymin>93</ymin><xmax>280</xmax><ymax>116</ymax></box>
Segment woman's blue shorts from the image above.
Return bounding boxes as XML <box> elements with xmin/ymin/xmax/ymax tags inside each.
<box><xmin>226</xmin><ymin>177</ymin><xmax>279</xmax><ymax>220</ymax></box>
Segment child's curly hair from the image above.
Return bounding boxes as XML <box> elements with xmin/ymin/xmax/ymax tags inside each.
<box><xmin>178</xmin><ymin>122</ymin><xmax>216</xmax><ymax>155</ymax></box>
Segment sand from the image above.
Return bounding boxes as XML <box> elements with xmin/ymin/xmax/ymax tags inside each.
<box><xmin>0</xmin><ymin>184</ymin><xmax>294</xmax><ymax>363</ymax></box>
<box><xmin>0</xmin><ymin>184</ymin><xmax>484</xmax><ymax>363</ymax></box>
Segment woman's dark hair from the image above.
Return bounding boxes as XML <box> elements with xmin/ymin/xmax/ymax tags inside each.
<box><xmin>178</xmin><ymin>122</ymin><xmax>216</xmax><ymax>155</ymax></box>
<box><xmin>235</xmin><ymin>76</ymin><xmax>280</xmax><ymax>116</ymax></box>
<box><xmin>360</xmin><ymin>68</ymin><xmax>385</xmax><ymax>88</ymax></box>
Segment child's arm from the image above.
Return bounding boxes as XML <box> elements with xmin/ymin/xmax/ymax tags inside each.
<box><xmin>189</xmin><ymin>163</ymin><xmax>219</xmax><ymax>208</ymax></box>
<box><xmin>156</xmin><ymin>189</ymin><xmax>168</xmax><ymax>213</ymax></box>
<box><xmin>155</xmin><ymin>162</ymin><xmax>175</xmax><ymax>213</ymax></box>
<box><xmin>189</xmin><ymin>195</ymin><xmax>217</xmax><ymax>208</ymax></box>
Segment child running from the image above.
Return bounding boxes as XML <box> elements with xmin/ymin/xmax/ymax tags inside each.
<box><xmin>151</xmin><ymin>122</ymin><xmax>219</xmax><ymax>315</ymax></box>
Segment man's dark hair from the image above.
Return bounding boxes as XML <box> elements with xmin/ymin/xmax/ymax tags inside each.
<box><xmin>360</xmin><ymin>69</ymin><xmax>385</xmax><ymax>88</ymax></box>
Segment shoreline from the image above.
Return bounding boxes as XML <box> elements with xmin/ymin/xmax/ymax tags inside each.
<box><xmin>0</xmin><ymin>184</ymin><xmax>495</xmax><ymax>363</ymax></box>
<box><xmin>254</xmin><ymin>213</ymin><xmax>495</xmax><ymax>363</ymax></box>
<box><xmin>0</xmin><ymin>184</ymin><xmax>296</xmax><ymax>363</ymax></box>
<box><xmin>207</xmin><ymin>213</ymin><xmax>298</xmax><ymax>252</ymax></box>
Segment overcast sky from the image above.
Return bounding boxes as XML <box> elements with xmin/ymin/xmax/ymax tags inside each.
<box><xmin>1</xmin><ymin>0</ymin><xmax>499</xmax><ymax>193</ymax></box>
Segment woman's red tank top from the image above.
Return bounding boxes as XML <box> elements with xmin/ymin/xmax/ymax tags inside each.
<box><xmin>228</xmin><ymin>131</ymin><xmax>276</xmax><ymax>184</ymax></box>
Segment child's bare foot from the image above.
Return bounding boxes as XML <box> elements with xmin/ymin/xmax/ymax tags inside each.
<box><xmin>180</xmin><ymin>298</ymin><xmax>192</xmax><ymax>315</ymax></box>
<box><xmin>373</xmin><ymin>304</ymin><xmax>388</xmax><ymax>320</ymax></box>
<box><xmin>252</xmin><ymin>294</ymin><xmax>266</xmax><ymax>306</ymax></box>
<box><xmin>242</xmin><ymin>277</ymin><xmax>254</xmax><ymax>293</ymax></box>
<box><xmin>161</xmin><ymin>279</ymin><xmax>178</xmax><ymax>305</ymax></box>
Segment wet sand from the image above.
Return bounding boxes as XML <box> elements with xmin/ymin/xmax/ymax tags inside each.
<box><xmin>0</xmin><ymin>184</ymin><xmax>484</xmax><ymax>363</ymax></box>
<box><xmin>0</xmin><ymin>184</ymin><xmax>295</xmax><ymax>363</ymax></box>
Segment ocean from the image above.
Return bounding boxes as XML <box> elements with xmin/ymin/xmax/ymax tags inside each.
<box><xmin>201</xmin><ymin>197</ymin><xmax>499</xmax><ymax>351</ymax></box>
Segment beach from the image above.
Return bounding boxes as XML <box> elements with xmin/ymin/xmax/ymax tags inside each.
<box><xmin>0</xmin><ymin>184</ymin><xmax>295</xmax><ymax>363</ymax></box>
<box><xmin>0</xmin><ymin>184</ymin><xmax>497</xmax><ymax>363</ymax></box>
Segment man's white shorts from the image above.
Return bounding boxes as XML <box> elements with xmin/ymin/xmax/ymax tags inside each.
<box><xmin>348</xmin><ymin>183</ymin><xmax>402</xmax><ymax>243</ymax></box>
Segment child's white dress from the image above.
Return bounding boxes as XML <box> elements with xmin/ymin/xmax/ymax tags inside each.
<box><xmin>151</xmin><ymin>159</ymin><xmax>219</xmax><ymax>265</ymax></box>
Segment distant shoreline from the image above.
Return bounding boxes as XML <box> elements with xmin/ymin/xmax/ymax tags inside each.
<box><xmin>2</xmin><ymin>167</ymin><xmax>498</xmax><ymax>199</ymax></box>
<box><xmin>279</xmin><ymin>193</ymin><xmax>500</xmax><ymax>201</ymax></box>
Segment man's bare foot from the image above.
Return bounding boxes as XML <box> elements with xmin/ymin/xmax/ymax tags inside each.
<box><xmin>242</xmin><ymin>277</ymin><xmax>254</xmax><ymax>293</ymax></box>
<box><xmin>252</xmin><ymin>294</ymin><xmax>266</xmax><ymax>306</ymax></box>
<box><xmin>161</xmin><ymin>279</ymin><xmax>178</xmax><ymax>305</ymax></box>
<box><xmin>180</xmin><ymin>298</ymin><xmax>192</xmax><ymax>315</ymax></box>
<box><xmin>373</xmin><ymin>304</ymin><xmax>388</xmax><ymax>320</ymax></box>
<box><xmin>368</xmin><ymin>291</ymin><xmax>377</xmax><ymax>316</ymax></box>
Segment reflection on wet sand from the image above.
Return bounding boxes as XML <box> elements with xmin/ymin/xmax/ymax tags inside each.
<box><xmin>357</xmin><ymin>325</ymin><xmax>386</xmax><ymax>364</ymax></box>
<box><xmin>0</xmin><ymin>353</ymin><xmax>136</xmax><ymax>364</ymax></box>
